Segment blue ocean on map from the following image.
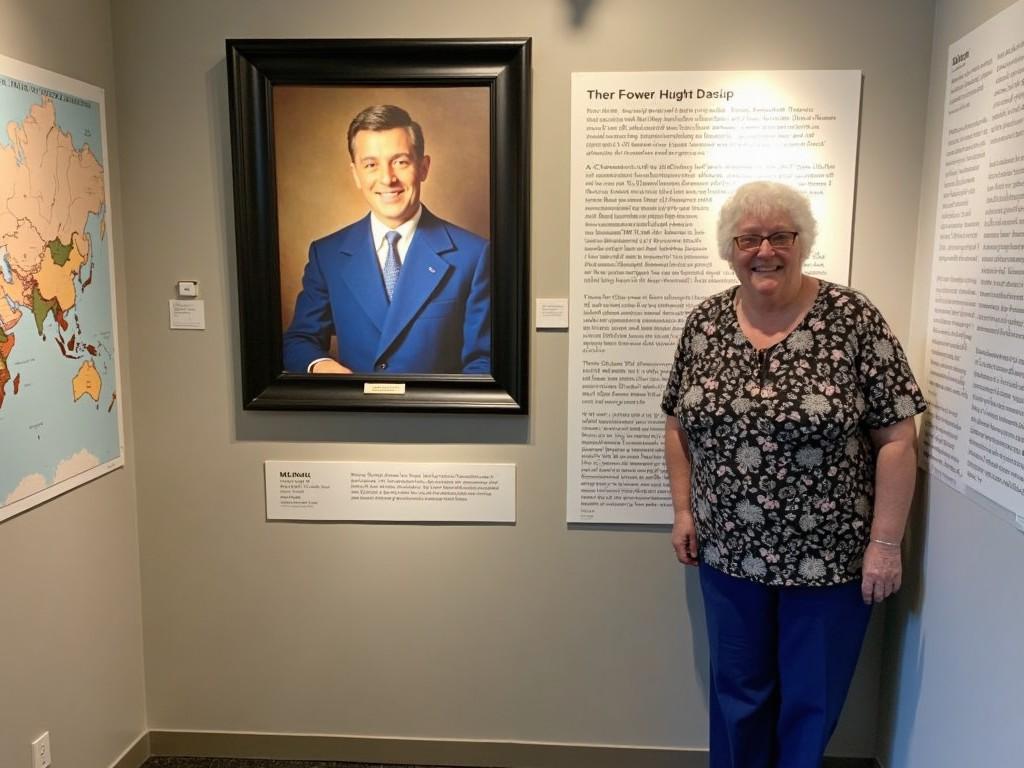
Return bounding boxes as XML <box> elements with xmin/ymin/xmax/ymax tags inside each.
<box><xmin>0</xmin><ymin>74</ymin><xmax>102</xmax><ymax>163</ymax></box>
<box><xmin>0</xmin><ymin>210</ymin><xmax>121</xmax><ymax>501</ymax></box>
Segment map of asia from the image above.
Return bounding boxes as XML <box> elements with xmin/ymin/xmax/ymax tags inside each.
<box><xmin>0</xmin><ymin>54</ymin><xmax>123</xmax><ymax>522</ymax></box>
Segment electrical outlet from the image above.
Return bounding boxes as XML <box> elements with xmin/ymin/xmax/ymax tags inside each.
<box><xmin>31</xmin><ymin>731</ymin><xmax>51</xmax><ymax>768</ymax></box>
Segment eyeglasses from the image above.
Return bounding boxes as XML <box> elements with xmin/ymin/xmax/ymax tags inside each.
<box><xmin>733</xmin><ymin>232</ymin><xmax>799</xmax><ymax>252</ymax></box>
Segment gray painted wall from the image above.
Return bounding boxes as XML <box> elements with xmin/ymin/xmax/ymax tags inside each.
<box><xmin>0</xmin><ymin>2</ymin><xmax>147</xmax><ymax>767</ymax></box>
<box><xmin>878</xmin><ymin>0</ymin><xmax>1024</xmax><ymax>766</ymax></box>
<box><xmin>10</xmin><ymin>1</ymin><xmax>988</xmax><ymax>765</ymax></box>
<box><xmin>109</xmin><ymin>0</ymin><xmax>934</xmax><ymax>756</ymax></box>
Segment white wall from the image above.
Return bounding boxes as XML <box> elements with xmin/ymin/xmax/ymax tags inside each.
<box><xmin>878</xmin><ymin>0</ymin><xmax>1024</xmax><ymax>766</ymax></box>
<box><xmin>0</xmin><ymin>2</ymin><xmax>147</xmax><ymax>767</ymax></box>
<box><xmin>107</xmin><ymin>0</ymin><xmax>936</xmax><ymax>756</ymax></box>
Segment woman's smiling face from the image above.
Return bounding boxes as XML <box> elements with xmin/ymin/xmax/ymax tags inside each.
<box><xmin>731</xmin><ymin>211</ymin><xmax>803</xmax><ymax>300</ymax></box>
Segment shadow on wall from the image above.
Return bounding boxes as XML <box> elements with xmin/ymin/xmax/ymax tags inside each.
<box><xmin>567</xmin><ymin>0</ymin><xmax>597</xmax><ymax>28</ymax></box>
<box><xmin>875</xmin><ymin>468</ymin><xmax>929</xmax><ymax>766</ymax></box>
<box><xmin>686</xmin><ymin>563</ymin><xmax>711</xmax><ymax>701</ymax></box>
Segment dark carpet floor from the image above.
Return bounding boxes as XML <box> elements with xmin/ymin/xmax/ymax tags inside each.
<box><xmin>142</xmin><ymin>760</ymin><xmax>460</xmax><ymax>768</ymax></box>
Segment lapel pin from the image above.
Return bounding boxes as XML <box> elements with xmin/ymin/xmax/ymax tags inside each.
<box><xmin>428</xmin><ymin>266</ymin><xmax>437</xmax><ymax>273</ymax></box>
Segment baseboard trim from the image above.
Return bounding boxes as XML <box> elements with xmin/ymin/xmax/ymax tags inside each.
<box><xmin>110</xmin><ymin>731</ymin><xmax>150</xmax><ymax>768</ymax></box>
<box><xmin>149</xmin><ymin>731</ymin><xmax>703</xmax><ymax>767</ymax></box>
<box><xmin>147</xmin><ymin>730</ymin><xmax>878</xmax><ymax>768</ymax></box>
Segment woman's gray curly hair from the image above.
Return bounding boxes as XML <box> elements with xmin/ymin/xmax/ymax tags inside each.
<box><xmin>716</xmin><ymin>180</ymin><xmax>817</xmax><ymax>263</ymax></box>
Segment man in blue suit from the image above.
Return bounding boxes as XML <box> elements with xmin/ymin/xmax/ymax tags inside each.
<box><xmin>283</xmin><ymin>104</ymin><xmax>490</xmax><ymax>375</ymax></box>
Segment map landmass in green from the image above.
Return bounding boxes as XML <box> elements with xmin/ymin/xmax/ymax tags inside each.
<box><xmin>31</xmin><ymin>286</ymin><xmax>58</xmax><ymax>335</ymax></box>
<box><xmin>48</xmin><ymin>237</ymin><xmax>72</xmax><ymax>267</ymax></box>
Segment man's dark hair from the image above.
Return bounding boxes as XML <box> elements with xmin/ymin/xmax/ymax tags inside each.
<box><xmin>347</xmin><ymin>104</ymin><xmax>425</xmax><ymax>160</ymax></box>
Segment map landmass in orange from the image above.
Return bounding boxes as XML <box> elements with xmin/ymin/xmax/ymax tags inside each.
<box><xmin>0</xmin><ymin>97</ymin><xmax>106</xmax><ymax>410</ymax></box>
<box><xmin>72</xmin><ymin>360</ymin><xmax>101</xmax><ymax>402</ymax></box>
<box><xmin>0</xmin><ymin>98</ymin><xmax>104</xmax><ymax>313</ymax></box>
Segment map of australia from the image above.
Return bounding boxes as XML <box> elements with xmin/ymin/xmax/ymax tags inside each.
<box><xmin>0</xmin><ymin>56</ymin><xmax>123</xmax><ymax>522</ymax></box>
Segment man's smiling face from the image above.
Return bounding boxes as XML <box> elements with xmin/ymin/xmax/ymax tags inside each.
<box><xmin>350</xmin><ymin>126</ymin><xmax>431</xmax><ymax>228</ymax></box>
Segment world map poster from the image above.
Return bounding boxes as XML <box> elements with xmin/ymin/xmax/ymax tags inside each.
<box><xmin>0</xmin><ymin>54</ymin><xmax>123</xmax><ymax>523</ymax></box>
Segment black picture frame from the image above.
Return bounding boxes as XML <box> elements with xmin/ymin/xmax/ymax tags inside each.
<box><xmin>226</xmin><ymin>38</ymin><xmax>530</xmax><ymax>413</ymax></box>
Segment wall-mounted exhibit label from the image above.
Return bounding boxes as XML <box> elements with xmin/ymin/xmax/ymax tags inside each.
<box><xmin>567</xmin><ymin>70</ymin><xmax>862</xmax><ymax>524</ymax></box>
<box><xmin>169</xmin><ymin>299</ymin><xmax>205</xmax><ymax>329</ymax></box>
<box><xmin>265</xmin><ymin>460</ymin><xmax>515</xmax><ymax>522</ymax></box>
<box><xmin>920</xmin><ymin>0</ymin><xmax>1024</xmax><ymax>524</ymax></box>
<box><xmin>536</xmin><ymin>298</ymin><xmax>570</xmax><ymax>329</ymax></box>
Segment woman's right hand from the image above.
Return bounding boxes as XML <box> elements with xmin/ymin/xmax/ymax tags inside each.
<box><xmin>672</xmin><ymin>511</ymin><xmax>699</xmax><ymax>566</ymax></box>
<box><xmin>665</xmin><ymin>416</ymin><xmax>698</xmax><ymax>566</ymax></box>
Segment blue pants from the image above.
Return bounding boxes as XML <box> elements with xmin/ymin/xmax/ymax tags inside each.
<box><xmin>699</xmin><ymin>563</ymin><xmax>872</xmax><ymax>768</ymax></box>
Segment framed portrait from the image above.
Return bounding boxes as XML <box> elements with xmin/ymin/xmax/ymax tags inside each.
<box><xmin>226</xmin><ymin>38</ymin><xmax>530</xmax><ymax>413</ymax></box>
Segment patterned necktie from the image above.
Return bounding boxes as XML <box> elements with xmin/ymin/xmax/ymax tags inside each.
<box><xmin>383</xmin><ymin>230</ymin><xmax>402</xmax><ymax>301</ymax></box>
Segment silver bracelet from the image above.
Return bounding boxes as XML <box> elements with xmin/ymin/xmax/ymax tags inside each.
<box><xmin>870</xmin><ymin>537</ymin><xmax>901</xmax><ymax>547</ymax></box>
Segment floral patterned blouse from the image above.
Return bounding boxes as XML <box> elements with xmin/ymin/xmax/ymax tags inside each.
<box><xmin>661</xmin><ymin>281</ymin><xmax>926</xmax><ymax>586</ymax></box>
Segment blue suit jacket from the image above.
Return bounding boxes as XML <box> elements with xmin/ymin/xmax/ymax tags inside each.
<box><xmin>283</xmin><ymin>207</ymin><xmax>491</xmax><ymax>374</ymax></box>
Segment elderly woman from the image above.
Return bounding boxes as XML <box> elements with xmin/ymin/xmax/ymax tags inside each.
<box><xmin>662</xmin><ymin>180</ymin><xmax>925</xmax><ymax>768</ymax></box>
